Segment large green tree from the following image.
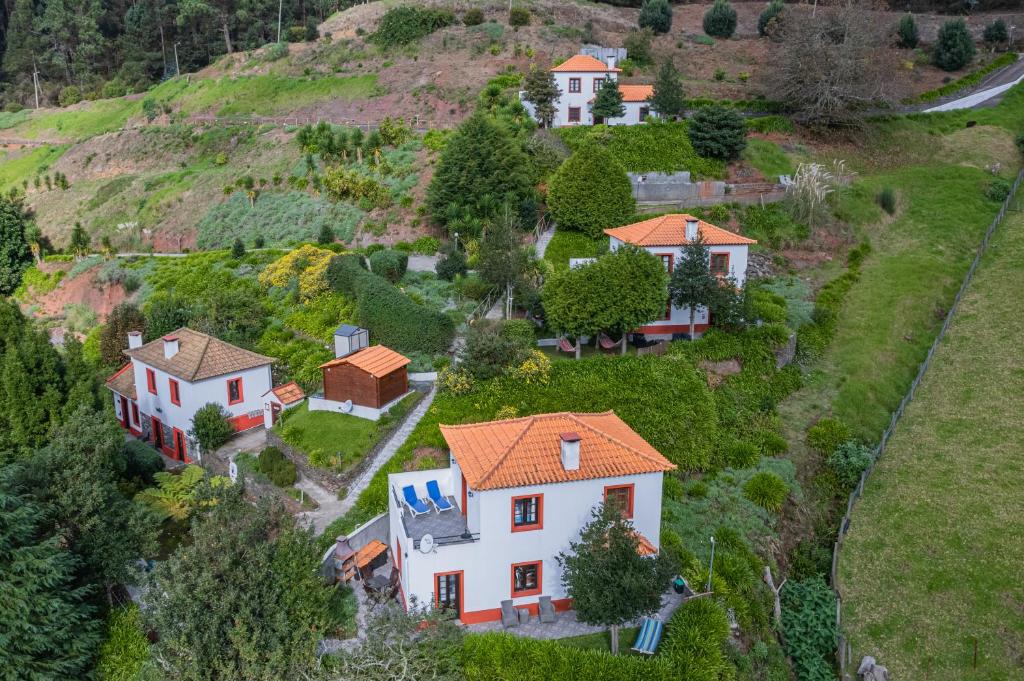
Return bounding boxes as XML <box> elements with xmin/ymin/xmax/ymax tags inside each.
<box><xmin>522</xmin><ymin>65</ymin><xmax>561</xmax><ymax>129</ymax></box>
<box><xmin>933</xmin><ymin>18</ymin><xmax>976</xmax><ymax>72</ymax></box>
<box><xmin>591</xmin><ymin>77</ymin><xmax>625</xmax><ymax>121</ymax></box>
<box><xmin>100</xmin><ymin>302</ymin><xmax>147</xmax><ymax>368</ymax></box>
<box><xmin>557</xmin><ymin>502</ymin><xmax>675</xmax><ymax>654</ymax></box>
<box><xmin>0</xmin><ymin>324</ymin><xmax>64</xmax><ymax>459</ymax></box>
<box><xmin>0</xmin><ymin>491</ymin><xmax>102</xmax><ymax>680</ymax></box>
<box><xmin>426</xmin><ymin>112</ymin><xmax>533</xmax><ymax>228</ymax></box>
<box><xmin>547</xmin><ymin>143</ymin><xmax>635</xmax><ymax>238</ymax></box>
<box><xmin>649</xmin><ymin>60</ymin><xmax>685</xmax><ymax>120</ymax></box>
<box><xmin>638</xmin><ymin>0</ymin><xmax>672</xmax><ymax>34</ymax></box>
<box><xmin>689</xmin><ymin>104</ymin><xmax>747</xmax><ymax>160</ymax></box>
<box><xmin>145</xmin><ymin>490</ymin><xmax>331</xmax><ymax>679</ymax></box>
<box><xmin>478</xmin><ymin>209</ymin><xmax>538</xmax><ymax>317</ymax></box>
<box><xmin>668</xmin><ymin>233</ymin><xmax>720</xmax><ymax>339</ymax></box>
<box><xmin>0</xmin><ymin>193</ymin><xmax>33</xmax><ymax>296</ymax></box>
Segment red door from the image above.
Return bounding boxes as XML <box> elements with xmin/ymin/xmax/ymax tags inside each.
<box><xmin>173</xmin><ymin>428</ymin><xmax>188</xmax><ymax>463</ymax></box>
<box><xmin>151</xmin><ymin>416</ymin><xmax>164</xmax><ymax>450</ymax></box>
<box><xmin>119</xmin><ymin>396</ymin><xmax>129</xmax><ymax>428</ymax></box>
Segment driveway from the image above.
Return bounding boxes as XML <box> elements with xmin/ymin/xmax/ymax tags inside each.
<box><xmin>924</xmin><ymin>53</ymin><xmax>1024</xmax><ymax>112</ymax></box>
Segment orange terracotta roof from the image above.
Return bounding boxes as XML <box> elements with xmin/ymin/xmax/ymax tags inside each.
<box><xmin>619</xmin><ymin>84</ymin><xmax>654</xmax><ymax>102</ymax></box>
<box><xmin>124</xmin><ymin>327</ymin><xmax>273</xmax><ymax>382</ymax></box>
<box><xmin>634</xmin><ymin>531</ymin><xmax>658</xmax><ymax>557</ymax></box>
<box><xmin>605</xmin><ymin>214</ymin><xmax>757</xmax><ymax>247</ymax></box>
<box><xmin>551</xmin><ymin>54</ymin><xmax>620</xmax><ymax>73</ymax></box>
<box><xmin>320</xmin><ymin>345</ymin><xmax>410</xmax><ymax>378</ymax></box>
<box><xmin>105</xmin><ymin>363</ymin><xmax>136</xmax><ymax>400</ymax></box>
<box><xmin>266</xmin><ymin>381</ymin><xmax>305</xmax><ymax>405</ymax></box>
<box><xmin>440</xmin><ymin>411</ymin><xmax>676</xmax><ymax>491</ymax></box>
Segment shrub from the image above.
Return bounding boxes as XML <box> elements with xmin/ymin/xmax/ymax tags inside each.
<box><xmin>264</xmin><ymin>42</ymin><xmax>289</xmax><ymax>61</ymax></box>
<box><xmin>462</xmin><ymin>7</ymin><xmax>484</xmax><ymax>26</ymax></box>
<box><xmin>623</xmin><ymin>28</ymin><xmax>654</xmax><ymax>67</ymax></box>
<box><xmin>877</xmin><ymin>187</ymin><xmax>896</xmax><ymax>215</ymax></box>
<box><xmin>827</xmin><ymin>440</ymin><xmax>873</xmax><ymax>490</ymax></box>
<box><xmin>508</xmin><ymin>6</ymin><xmax>530</xmax><ymax>27</ymax></box>
<box><xmin>987</xmin><ymin>178</ymin><xmax>1011</xmax><ymax>202</ymax></box>
<box><xmin>806</xmin><ymin>418</ymin><xmax>851</xmax><ymax>455</ymax></box>
<box><xmin>703</xmin><ymin>0</ymin><xmax>737</xmax><ymax>39</ymax></box>
<box><xmin>742</xmin><ymin>471</ymin><xmax>789</xmax><ymax>512</ymax></box>
<box><xmin>322</xmin><ymin>167</ymin><xmax>390</xmax><ymax>208</ymax></box>
<box><xmin>95</xmin><ymin>606</ymin><xmax>149</xmax><ymax>681</ymax></box>
<box><xmin>746</xmin><ymin>115</ymin><xmax>794</xmax><ymax>134</ymax></box>
<box><xmin>557</xmin><ymin>121</ymin><xmax>725</xmax><ymax>178</ymax></box>
<box><xmin>369</xmin><ymin>248</ymin><xmax>409</xmax><ymax>283</ymax></box>
<box><xmin>758</xmin><ymin>0</ymin><xmax>784</xmax><ymax>37</ymax></box>
<box><xmin>189</xmin><ymin>403</ymin><xmax>235</xmax><ymax>454</ymax></box>
<box><xmin>58</xmin><ymin>85</ymin><xmax>83</xmax><ymax>107</ymax></box>
<box><xmin>638</xmin><ymin>0</ymin><xmax>672</xmax><ymax>35</ymax></box>
<box><xmin>662</xmin><ymin>598</ymin><xmax>733</xmax><ymax>679</ymax></box>
<box><xmin>897</xmin><ymin>13</ymin><xmax>919</xmax><ymax>49</ymax></box>
<box><xmin>123</xmin><ymin>439</ymin><xmax>165</xmax><ymax>487</ymax></box>
<box><xmin>411</xmin><ymin>236</ymin><xmax>440</xmax><ymax>254</ymax></box>
<box><xmin>983</xmin><ymin>19</ymin><xmax>1008</xmax><ymax>45</ymax></box>
<box><xmin>463</xmin><ymin>320</ymin><xmax>532</xmax><ymax>380</ymax></box>
<box><xmin>371</xmin><ymin>6</ymin><xmax>455</xmax><ymax>47</ymax></box>
<box><xmin>547</xmin><ymin>143</ymin><xmax>635</xmax><ymax>238</ymax></box>
<box><xmin>726</xmin><ymin>441</ymin><xmax>761</xmax><ymax>468</ymax></box>
<box><xmin>933</xmin><ymin>19</ymin><xmax>976</xmax><ymax>72</ymax></box>
<box><xmin>438</xmin><ymin>366</ymin><xmax>474</xmax><ymax>396</ymax></box>
<box><xmin>781</xmin><ymin>577</ymin><xmax>836</xmax><ymax>681</ymax></box>
<box><xmin>688</xmin><ymin>105</ymin><xmax>747</xmax><ymax>161</ymax></box>
<box><xmin>377</xmin><ymin>116</ymin><xmax>412</xmax><ymax>146</ymax></box>
<box><xmin>354</xmin><ymin>272</ymin><xmax>455</xmax><ymax>353</ymax></box>
<box><xmin>755</xmin><ymin>430</ymin><xmax>788</xmax><ymax>455</ymax></box>
<box><xmin>462</xmin><ymin>632</ymin><xmax>676</xmax><ymax>680</ymax></box>
<box><xmin>1016</xmin><ymin>132</ymin><xmax>1024</xmax><ymax>157</ymax></box>
<box><xmin>436</xmin><ymin>247</ymin><xmax>468</xmax><ymax>281</ymax></box>
<box><xmin>258</xmin><ymin>446</ymin><xmax>298</xmax><ymax>487</ymax></box>
<box><xmin>325</xmin><ymin>254</ymin><xmax>368</xmax><ymax>296</ymax></box>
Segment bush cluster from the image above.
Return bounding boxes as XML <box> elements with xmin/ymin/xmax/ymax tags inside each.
<box><xmin>662</xmin><ymin>598</ymin><xmax>733</xmax><ymax>678</ymax></box>
<box><xmin>757</xmin><ymin>0</ymin><xmax>784</xmax><ymax>37</ymax></box>
<box><xmin>462</xmin><ymin>7</ymin><xmax>484</xmax><ymax>26</ymax></box>
<box><xmin>371</xmin><ymin>6</ymin><xmax>455</xmax><ymax>47</ymax></box>
<box><xmin>368</xmin><ymin>248</ymin><xmax>408</xmax><ymax>283</ymax></box>
<box><xmin>806</xmin><ymin>418</ymin><xmax>852</xmax><ymax>456</ymax></box>
<box><xmin>703</xmin><ymin>0</ymin><xmax>737</xmax><ymax>39</ymax></box>
<box><xmin>795</xmin><ymin>241</ymin><xmax>871</xmax><ymax>362</ymax></box>
<box><xmin>742</xmin><ymin>471</ymin><xmax>789</xmax><ymax>512</ymax></box>
<box><xmin>547</xmin><ymin>143</ymin><xmax>635</xmax><ymax>238</ymax></box>
<box><xmin>257</xmin><ymin>446</ymin><xmax>297</xmax><ymax>487</ymax></box>
<box><xmin>508</xmin><ymin>7</ymin><xmax>530</xmax><ymax>27</ymax></box>
<box><xmin>827</xmin><ymin>440</ymin><xmax>873</xmax><ymax>491</ymax></box>
<box><xmin>436</xmin><ymin>247</ymin><xmax>468</xmax><ymax>281</ymax></box>
<box><xmin>781</xmin><ymin>577</ymin><xmax>837</xmax><ymax>681</ymax></box>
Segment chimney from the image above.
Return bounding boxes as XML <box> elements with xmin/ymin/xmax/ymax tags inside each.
<box><xmin>127</xmin><ymin>331</ymin><xmax>143</xmax><ymax>349</ymax></box>
<box><xmin>163</xmin><ymin>335</ymin><xmax>179</xmax><ymax>359</ymax></box>
<box><xmin>685</xmin><ymin>218</ymin><xmax>699</xmax><ymax>241</ymax></box>
<box><xmin>606</xmin><ymin>55</ymin><xmax>616</xmax><ymax>70</ymax></box>
<box><xmin>560</xmin><ymin>432</ymin><xmax>581</xmax><ymax>471</ymax></box>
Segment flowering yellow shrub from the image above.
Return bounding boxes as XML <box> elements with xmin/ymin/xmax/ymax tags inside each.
<box><xmin>438</xmin><ymin>366</ymin><xmax>474</xmax><ymax>396</ymax></box>
<box><xmin>494</xmin><ymin>405</ymin><xmax>519</xmax><ymax>420</ymax></box>
<box><xmin>509</xmin><ymin>349</ymin><xmax>551</xmax><ymax>386</ymax></box>
<box><xmin>258</xmin><ymin>244</ymin><xmax>334</xmax><ymax>300</ymax></box>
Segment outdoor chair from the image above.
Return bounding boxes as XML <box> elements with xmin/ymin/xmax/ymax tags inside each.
<box><xmin>630</xmin><ymin>617</ymin><xmax>664</xmax><ymax>655</ymax></box>
<box><xmin>401</xmin><ymin>485</ymin><xmax>429</xmax><ymax>517</ymax></box>
<box><xmin>500</xmin><ymin>600</ymin><xmax>519</xmax><ymax>628</ymax></box>
<box><xmin>538</xmin><ymin>595</ymin><xmax>558</xmax><ymax>624</ymax></box>
<box><xmin>426</xmin><ymin>480</ymin><xmax>453</xmax><ymax>512</ymax></box>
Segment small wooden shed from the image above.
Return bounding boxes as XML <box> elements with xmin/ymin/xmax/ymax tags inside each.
<box><xmin>320</xmin><ymin>345</ymin><xmax>411</xmax><ymax>409</ymax></box>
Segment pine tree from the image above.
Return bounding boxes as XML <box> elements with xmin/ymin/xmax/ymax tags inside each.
<box><xmin>650</xmin><ymin>60</ymin><xmax>685</xmax><ymax>121</ymax></box>
<box><xmin>703</xmin><ymin>0</ymin><xmax>737</xmax><ymax>39</ymax></box>
<box><xmin>591</xmin><ymin>77</ymin><xmax>625</xmax><ymax>122</ymax></box>
<box><xmin>0</xmin><ymin>492</ymin><xmax>102</xmax><ymax>679</ymax></box>
<box><xmin>933</xmin><ymin>19</ymin><xmax>976</xmax><ymax>72</ymax></box>
<box><xmin>522</xmin><ymin>65</ymin><xmax>561</xmax><ymax>128</ymax></box>
<box><xmin>689</xmin><ymin>104</ymin><xmax>747</xmax><ymax>160</ymax></box>
<box><xmin>0</xmin><ymin>0</ymin><xmax>42</xmax><ymax>86</ymax></box>
<box><xmin>0</xmin><ymin>193</ymin><xmax>33</xmax><ymax>296</ymax></box>
<box><xmin>669</xmin><ymin>233</ymin><xmax>719</xmax><ymax>338</ymax></box>
<box><xmin>231</xmin><ymin>237</ymin><xmax>246</xmax><ymax>258</ymax></box>
<box><xmin>638</xmin><ymin>0</ymin><xmax>672</xmax><ymax>35</ymax></box>
<box><xmin>100</xmin><ymin>303</ymin><xmax>147</xmax><ymax>368</ymax></box>
<box><xmin>897</xmin><ymin>13</ymin><xmax>919</xmax><ymax>49</ymax></box>
<box><xmin>0</xmin><ymin>328</ymin><xmax>65</xmax><ymax>458</ymax></box>
<box><xmin>983</xmin><ymin>19</ymin><xmax>1008</xmax><ymax>46</ymax></box>
<box><xmin>758</xmin><ymin>0</ymin><xmax>784</xmax><ymax>37</ymax></box>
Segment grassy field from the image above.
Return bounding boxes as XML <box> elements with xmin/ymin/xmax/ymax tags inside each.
<box><xmin>0</xmin><ymin>145</ymin><xmax>69</xmax><ymax>190</ymax></box>
<box><xmin>839</xmin><ymin>208</ymin><xmax>1024</xmax><ymax>680</ymax></box>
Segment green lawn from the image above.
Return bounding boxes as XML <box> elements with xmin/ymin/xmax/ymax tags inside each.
<box><xmin>277</xmin><ymin>394</ymin><xmax>419</xmax><ymax>471</ymax></box>
<box><xmin>839</xmin><ymin>208</ymin><xmax>1024</xmax><ymax>680</ymax></box>
<box><xmin>741</xmin><ymin>138</ymin><xmax>794</xmax><ymax>181</ymax></box>
<box><xmin>0</xmin><ymin>145</ymin><xmax>69</xmax><ymax>192</ymax></box>
<box><xmin>557</xmin><ymin>626</ymin><xmax>641</xmax><ymax>653</ymax></box>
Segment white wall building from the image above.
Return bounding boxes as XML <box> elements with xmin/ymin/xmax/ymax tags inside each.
<box><xmin>520</xmin><ymin>54</ymin><xmax>655</xmax><ymax>128</ymax></box>
<box><xmin>605</xmin><ymin>214</ymin><xmax>757</xmax><ymax>340</ymax></box>
<box><xmin>106</xmin><ymin>328</ymin><xmax>275</xmax><ymax>462</ymax></box>
<box><xmin>387</xmin><ymin>411</ymin><xmax>675</xmax><ymax>624</ymax></box>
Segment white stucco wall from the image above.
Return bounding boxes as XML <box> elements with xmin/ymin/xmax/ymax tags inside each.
<box><xmin>132</xmin><ymin>359</ymin><xmax>272</xmax><ymax>444</ymax></box>
<box><xmin>307</xmin><ymin>390</ymin><xmax>411</xmax><ymax>422</ymax></box>
<box><xmin>390</xmin><ymin>466</ymin><xmax>665</xmax><ymax>619</ymax></box>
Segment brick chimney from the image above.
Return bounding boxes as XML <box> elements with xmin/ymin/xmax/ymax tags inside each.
<box><xmin>163</xmin><ymin>335</ymin><xmax>179</xmax><ymax>359</ymax></box>
<box><xmin>560</xmin><ymin>432</ymin><xmax>581</xmax><ymax>471</ymax></box>
<box><xmin>127</xmin><ymin>331</ymin><xmax>143</xmax><ymax>349</ymax></box>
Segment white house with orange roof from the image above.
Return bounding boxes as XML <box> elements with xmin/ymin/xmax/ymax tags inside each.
<box><xmin>605</xmin><ymin>214</ymin><xmax>757</xmax><ymax>338</ymax></box>
<box><xmin>385</xmin><ymin>411</ymin><xmax>675</xmax><ymax>624</ymax></box>
<box><xmin>106</xmin><ymin>328</ymin><xmax>275</xmax><ymax>462</ymax></box>
<box><xmin>521</xmin><ymin>53</ymin><xmax>656</xmax><ymax>127</ymax></box>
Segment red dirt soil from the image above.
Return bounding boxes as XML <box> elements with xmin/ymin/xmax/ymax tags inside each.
<box><xmin>30</xmin><ymin>262</ymin><xmax>129</xmax><ymax>321</ymax></box>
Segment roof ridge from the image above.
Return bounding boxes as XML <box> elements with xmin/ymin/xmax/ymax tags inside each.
<box><xmin>566</xmin><ymin>412</ymin><xmax>671</xmax><ymax>468</ymax></box>
<box><xmin>191</xmin><ymin>333</ymin><xmax>213</xmax><ymax>382</ymax></box>
<box><xmin>474</xmin><ymin>415</ymin><xmax>538</xmax><ymax>487</ymax></box>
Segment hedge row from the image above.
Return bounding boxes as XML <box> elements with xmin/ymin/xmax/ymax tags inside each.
<box><xmin>556</xmin><ymin>122</ymin><xmax>726</xmax><ymax>178</ymax></box>
<box><xmin>795</xmin><ymin>241</ymin><xmax>872</xmax><ymax>363</ymax></box>
<box><xmin>685</xmin><ymin>97</ymin><xmax>786</xmax><ymax>114</ymax></box>
<box><xmin>462</xmin><ymin>633</ymin><xmax>676</xmax><ymax>680</ymax></box>
<box><xmin>914</xmin><ymin>52</ymin><xmax>1018</xmax><ymax>103</ymax></box>
<box><xmin>325</xmin><ymin>255</ymin><xmax>454</xmax><ymax>354</ymax></box>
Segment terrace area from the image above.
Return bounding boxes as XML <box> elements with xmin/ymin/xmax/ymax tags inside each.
<box><xmin>388</xmin><ymin>469</ymin><xmax>479</xmax><ymax>549</ymax></box>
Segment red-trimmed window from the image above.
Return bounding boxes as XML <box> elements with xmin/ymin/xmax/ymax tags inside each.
<box><xmin>604</xmin><ymin>483</ymin><xmax>635</xmax><ymax>519</ymax></box>
<box><xmin>710</xmin><ymin>253</ymin><xmax>730</xmax><ymax>277</ymax></box>
<box><xmin>657</xmin><ymin>253</ymin><xmax>674</xmax><ymax>272</ymax></box>
<box><xmin>227</xmin><ymin>377</ymin><xmax>243</xmax><ymax>405</ymax></box>
<box><xmin>169</xmin><ymin>379</ymin><xmax>181</xmax><ymax>406</ymax></box>
<box><xmin>146</xmin><ymin>368</ymin><xmax>157</xmax><ymax>395</ymax></box>
<box><xmin>511</xmin><ymin>494</ymin><xmax>543</xmax><ymax>532</ymax></box>
<box><xmin>593</xmin><ymin>77</ymin><xmax>604</xmax><ymax>93</ymax></box>
<box><xmin>640</xmin><ymin>106</ymin><xmax>650</xmax><ymax>122</ymax></box>
<box><xmin>568</xmin><ymin>77</ymin><xmax>581</xmax><ymax>93</ymax></box>
<box><xmin>568</xmin><ymin>107</ymin><xmax>581</xmax><ymax>123</ymax></box>
<box><xmin>511</xmin><ymin>561</ymin><xmax>542</xmax><ymax>597</ymax></box>
<box><xmin>130</xmin><ymin>403</ymin><xmax>139</xmax><ymax>427</ymax></box>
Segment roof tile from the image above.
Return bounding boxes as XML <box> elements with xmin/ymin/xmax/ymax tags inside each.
<box><xmin>440</xmin><ymin>411</ymin><xmax>675</xmax><ymax>491</ymax></box>
<box><xmin>605</xmin><ymin>214</ymin><xmax>757</xmax><ymax>247</ymax></box>
<box><xmin>618</xmin><ymin>84</ymin><xmax>654</xmax><ymax>102</ymax></box>
<box><xmin>105</xmin><ymin>363</ymin><xmax>136</xmax><ymax>400</ymax></box>
<box><xmin>320</xmin><ymin>345</ymin><xmax>410</xmax><ymax>378</ymax></box>
<box><xmin>123</xmin><ymin>328</ymin><xmax>273</xmax><ymax>382</ymax></box>
<box><xmin>551</xmin><ymin>54</ymin><xmax>620</xmax><ymax>73</ymax></box>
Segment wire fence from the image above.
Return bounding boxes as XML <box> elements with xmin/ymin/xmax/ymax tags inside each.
<box><xmin>830</xmin><ymin>167</ymin><xmax>1023</xmax><ymax>679</ymax></box>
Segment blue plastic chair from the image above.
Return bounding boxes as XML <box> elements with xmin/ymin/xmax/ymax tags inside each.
<box><xmin>402</xmin><ymin>485</ymin><xmax>429</xmax><ymax>516</ymax></box>
<box><xmin>426</xmin><ymin>480</ymin><xmax>453</xmax><ymax>512</ymax></box>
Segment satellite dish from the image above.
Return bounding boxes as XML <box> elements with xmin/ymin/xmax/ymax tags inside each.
<box><xmin>419</xmin><ymin>534</ymin><xmax>434</xmax><ymax>554</ymax></box>
<box><xmin>340</xmin><ymin>399</ymin><xmax>353</xmax><ymax>413</ymax></box>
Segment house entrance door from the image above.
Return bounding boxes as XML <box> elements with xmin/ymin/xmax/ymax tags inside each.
<box><xmin>152</xmin><ymin>417</ymin><xmax>164</xmax><ymax>450</ymax></box>
<box><xmin>173</xmin><ymin>428</ymin><xmax>188</xmax><ymax>463</ymax></box>
<box><xmin>119</xmin><ymin>396</ymin><xmax>129</xmax><ymax>427</ymax></box>
<box><xmin>271</xmin><ymin>402</ymin><xmax>282</xmax><ymax>425</ymax></box>
<box><xmin>436</xmin><ymin>573</ymin><xmax>461</xmax><ymax>617</ymax></box>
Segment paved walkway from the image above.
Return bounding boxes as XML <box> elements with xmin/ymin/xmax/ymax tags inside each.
<box><xmin>407</xmin><ymin>254</ymin><xmax>438</xmax><ymax>272</ymax></box>
<box><xmin>924</xmin><ymin>53</ymin><xmax>1024</xmax><ymax>112</ymax></box>
<box><xmin>296</xmin><ymin>474</ymin><xmax>343</xmax><ymax>534</ymax></box>
<box><xmin>535</xmin><ymin>225</ymin><xmax>556</xmax><ymax>259</ymax></box>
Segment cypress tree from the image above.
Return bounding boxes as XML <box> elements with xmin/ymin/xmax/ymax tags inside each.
<box><xmin>522</xmin><ymin>66</ymin><xmax>562</xmax><ymax>128</ymax></box>
<box><xmin>591</xmin><ymin>78</ymin><xmax>625</xmax><ymax>121</ymax></box>
<box><xmin>933</xmin><ymin>19</ymin><xmax>976</xmax><ymax>72</ymax></box>
<box><xmin>650</xmin><ymin>61</ymin><xmax>686</xmax><ymax>121</ymax></box>
<box><xmin>897</xmin><ymin>13</ymin><xmax>919</xmax><ymax>49</ymax></box>
<box><xmin>638</xmin><ymin>0</ymin><xmax>672</xmax><ymax>35</ymax></box>
<box><xmin>547</xmin><ymin>143</ymin><xmax>635</xmax><ymax>238</ymax></box>
<box><xmin>689</xmin><ymin>105</ymin><xmax>747</xmax><ymax>160</ymax></box>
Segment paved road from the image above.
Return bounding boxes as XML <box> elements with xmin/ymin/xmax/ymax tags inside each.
<box><xmin>924</xmin><ymin>53</ymin><xmax>1024</xmax><ymax>112</ymax></box>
